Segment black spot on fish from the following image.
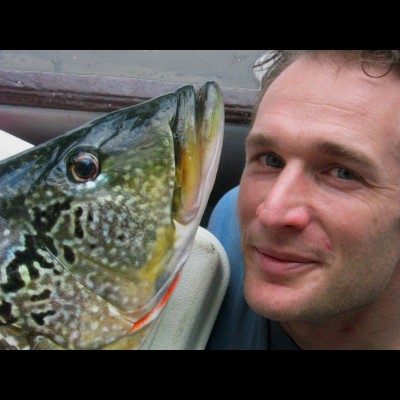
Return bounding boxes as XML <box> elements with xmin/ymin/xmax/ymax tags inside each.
<box><xmin>30</xmin><ymin>199</ymin><xmax>71</xmax><ymax>257</ymax></box>
<box><xmin>30</xmin><ymin>289</ymin><xmax>51</xmax><ymax>302</ymax></box>
<box><xmin>0</xmin><ymin>301</ymin><xmax>18</xmax><ymax>325</ymax></box>
<box><xmin>89</xmin><ymin>244</ymin><xmax>96</xmax><ymax>250</ymax></box>
<box><xmin>1</xmin><ymin>258</ymin><xmax>25</xmax><ymax>293</ymax></box>
<box><xmin>74</xmin><ymin>207</ymin><xmax>84</xmax><ymax>238</ymax></box>
<box><xmin>41</xmin><ymin>235</ymin><xmax>58</xmax><ymax>258</ymax></box>
<box><xmin>32</xmin><ymin>199</ymin><xmax>72</xmax><ymax>233</ymax></box>
<box><xmin>63</xmin><ymin>245</ymin><xmax>75</xmax><ymax>264</ymax></box>
<box><xmin>24</xmin><ymin>235</ymin><xmax>54</xmax><ymax>270</ymax></box>
<box><xmin>31</xmin><ymin>310</ymin><xmax>56</xmax><ymax>326</ymax></box>
<box><xmin>75</xmin><ymin>224</ymin><xmax>84</xmax><ymax>239</ymax></box>
<box><xmin>2</xmin><ymin>235</ymin><xmax>57</xmax><ymax>293</ymax></box>
<box><xmin>36</xmin><ymin>252</ymin><xmax>55</xmax><ymax>270</ymax></box>
<box><xmin>1</xmin><ymin>279</ymin><xmax>24</xmax><ymax>293</ymax></box>
<box><xmin>87</xmin><ymin>211</ymin><xmax>94</xmax><ymax>222</ymax></box>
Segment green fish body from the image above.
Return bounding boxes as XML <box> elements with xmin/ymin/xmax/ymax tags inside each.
<box><xmin>0</xmin><ymin>82</ymin><xmax>224</xmax><ymax>349</ymax></box>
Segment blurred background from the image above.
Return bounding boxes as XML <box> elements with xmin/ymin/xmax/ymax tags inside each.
<box><xmin>0</xmin><ymin>50</ymin><xmax>265</xmax><ymax>88</ymax></box>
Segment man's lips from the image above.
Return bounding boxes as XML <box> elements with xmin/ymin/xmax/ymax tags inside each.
<box><xmin>254</xmin><ymin>247</ymin><xmax>317</xmax><ymax>276</ymax></box>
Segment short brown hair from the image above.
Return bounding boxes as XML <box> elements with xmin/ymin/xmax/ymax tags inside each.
<box><xmin>251</xmin><ymin>50</ymin><xmax>400</xmax><ymax>126</ymax></box>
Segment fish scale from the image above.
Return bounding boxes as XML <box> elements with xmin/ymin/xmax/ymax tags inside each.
<box><xmin>0</xmin><ymin>82</ymin><xmax>224</xmax><ymax>349</ymax></box>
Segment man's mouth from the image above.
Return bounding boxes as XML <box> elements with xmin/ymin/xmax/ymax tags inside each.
<box><xmin>254</xmin><ymin>246</ymin><xmax>317</xmax><ymax>277</ymax></box>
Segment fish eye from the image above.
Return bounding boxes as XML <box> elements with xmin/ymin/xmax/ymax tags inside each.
<box><xmin>68</xmin><ymin>151</ymin><xmax>100</xmax><ymax>183</ymax></box>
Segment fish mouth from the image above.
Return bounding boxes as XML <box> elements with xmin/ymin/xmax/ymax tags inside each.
<box><xmin>127</xmin><ymin>82</ymin><xmax>224</xmax><ymax>333</ymax></box>
<box><xmin>172</xmin><ymin>81</ymin><xmax>224</xmax><ymax>225</ymax></box>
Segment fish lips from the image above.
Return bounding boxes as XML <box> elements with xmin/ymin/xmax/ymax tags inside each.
<box><xmin>129</xmin><ymin>82</ymin><xmax>224</xmax><ymax>331</ymax></box>
<box><xmin>172</xmin><ymin>81</ymin><xmax>224</xmax><ymax>226</ymax></box>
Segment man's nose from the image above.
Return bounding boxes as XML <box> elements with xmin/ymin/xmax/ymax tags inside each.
<box><xmin>256</xmin><ymin>164</ymin><xmax>312</xmax><ymax>231</ymax></box>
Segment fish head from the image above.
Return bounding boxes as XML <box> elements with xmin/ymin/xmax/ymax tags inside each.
<box><xmin>0</xmin><ymin>82</ymin><xmax>224</xmax><ymax>349</ymax></box>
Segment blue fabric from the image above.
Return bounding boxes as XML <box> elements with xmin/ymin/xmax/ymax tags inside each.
<box><xmin>206</xmin><ymin>187</ymin><xmax>299</xmax><ymax>350</ymax></box>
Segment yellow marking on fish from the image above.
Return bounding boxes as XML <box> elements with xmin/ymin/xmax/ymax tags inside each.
<box><xmin>137</xmin><ymin>225</ymin><xmax>175</xmax><ymax>283</ymax></box>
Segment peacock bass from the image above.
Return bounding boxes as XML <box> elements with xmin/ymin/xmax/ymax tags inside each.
<box><xmin>0</xmin><ymin>82</ymin><xmax>224</xmax><ymax>349</ymax></box>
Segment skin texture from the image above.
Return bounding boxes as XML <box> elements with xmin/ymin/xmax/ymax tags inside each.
<box><xmin>238</xmin><ymin>55</ymin><xmax>400</xmax><ymax>349</ymax></box>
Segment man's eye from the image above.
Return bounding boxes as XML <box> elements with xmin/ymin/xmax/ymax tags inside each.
<box><xmin>260</xmin><ymin>152</ymin><xmax>285</xmax><ymax>169</ymax></box>
<box><xmin>330</xmin><ymin>167</ymin><xmax>357</xmax><ymax>181</ymax></box>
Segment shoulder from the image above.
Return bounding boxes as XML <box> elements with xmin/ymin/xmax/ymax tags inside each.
<box><xmin>207</xmin><ymin>186</ymin><xmax>240</xmax><ymax>247</ymax></box>
<box><xmin>208</xmin><ymin>186</ymin><xmax>239</xmax><ymax>222</ymax></box>
<box><xmin>206</xmin><ymin>187</ymin><xmax>269</xmax><ymax>349</ymax></box>
<box><xmin>207</xmin><ymin>187</ymin><xmax>242</xmax><ymax>281</ymax></box>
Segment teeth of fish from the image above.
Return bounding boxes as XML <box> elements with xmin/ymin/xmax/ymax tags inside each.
<box><xmin>0</xmin><ymin>81</ymin><xmax>223</xmax><ymax>350</ymax></box>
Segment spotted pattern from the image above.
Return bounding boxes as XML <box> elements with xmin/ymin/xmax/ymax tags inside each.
<box><xmin>0</xmin><ymin>82</ymin><xmax>223</xmax><ymax>349</ymax></box>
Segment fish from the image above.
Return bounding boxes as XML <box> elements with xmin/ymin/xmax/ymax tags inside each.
<box><xmin>0</xmin><ymin>81</ymin><xmax>224</xmax><ymax>350</ymax></box>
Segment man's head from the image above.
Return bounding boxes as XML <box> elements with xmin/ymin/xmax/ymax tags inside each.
<box><xmin>238</xmin><ymin>50</ymin><xmax>400</xmax><ymax>324</ymax></box>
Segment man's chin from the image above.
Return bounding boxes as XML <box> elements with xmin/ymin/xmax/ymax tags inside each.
<box><xmin>243</xmin><ymin>271</ymin><xmax>320</xmax><ymax>322</ymax></box>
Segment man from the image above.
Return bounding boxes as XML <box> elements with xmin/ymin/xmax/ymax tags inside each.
<box><xmin>206</xmin><ymin>50</ymin><xmax>400</xmax><ymax>349</ymax></box>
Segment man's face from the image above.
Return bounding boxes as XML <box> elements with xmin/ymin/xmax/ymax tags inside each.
<box><xmin>239</xmin><ymin>56</ymin><xmax>400</xmax><ymax>323</ymax></box>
